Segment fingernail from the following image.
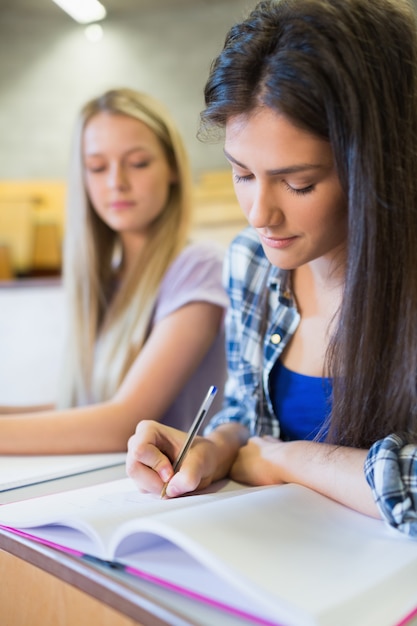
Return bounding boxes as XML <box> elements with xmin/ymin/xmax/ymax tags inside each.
<box><xmin>167</xmin><ymin>484</ymin><xmax>180</xmax><ymax>497</ymax></box>
<box><xmin>161</xmin><ymin>468</ymin><xmax>172</xmax><ymax>482</ymax></box>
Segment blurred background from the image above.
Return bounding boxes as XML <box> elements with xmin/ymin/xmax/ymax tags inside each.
<box><xmin>1</xmin><ymin>0</ymin><xmax>416</xmax><ymax>404</ymax></box>
<box><xmin>0</xmin><ymin>0</ymin><xmax>253</xmax><ymax>281</ymax></box>
<box><xmin>0</xmin><ymin>0</ymin><xmax>255</xmax><ymax>403</ymax></box>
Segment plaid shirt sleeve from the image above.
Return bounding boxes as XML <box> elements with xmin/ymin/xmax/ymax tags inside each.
<box><xmin>364</xmin><ymin>434</ymin><xmax>417</xmax><ymax>537</ymax></box>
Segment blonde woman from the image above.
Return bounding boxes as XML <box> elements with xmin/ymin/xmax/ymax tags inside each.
<box><xmin>0</xmin><ymin>88</ymin><xmax>227</xmax><ymax>453</ymax></box>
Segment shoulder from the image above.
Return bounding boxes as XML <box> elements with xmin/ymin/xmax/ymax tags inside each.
<box><xmin>153</xmin><ymin>241</ymin><xmax>228</xmax><ymax>324</ymax></box>
<box><xmin>170</xmin><ymin>239</ymin><xmax>226</xmax><ymax>273</ymax></box>
<box><xmin>161</xmin><ymin>240</ymin><xmax>226</xmax><ymax>290</ymax></box>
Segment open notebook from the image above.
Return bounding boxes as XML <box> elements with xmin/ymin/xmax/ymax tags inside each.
<box><xmin>0</xmin><ymin>477</ymin><xmax>416</xmax><ymax>626</ymax></box>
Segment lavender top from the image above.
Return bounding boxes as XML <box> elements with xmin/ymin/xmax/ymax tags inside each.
<box><xmin>151</xmin><ymin>240</ymin><xmax>228</xmax><ymax>431</ymax></box>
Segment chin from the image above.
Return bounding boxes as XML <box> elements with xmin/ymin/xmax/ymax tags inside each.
<box><xmin>261</xmin><ymin>248</ymin><xmax>299</xmax><ymax>271</ymax></box>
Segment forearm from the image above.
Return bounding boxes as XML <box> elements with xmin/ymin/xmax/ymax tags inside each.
<box><xmin>275</xmin><ymin>440</ymin><xmax>379</xmax><ymax>517</ymax></box>
<box><xmin>231</xmin><ymin>437</ymin><xmax>379</xmax><ymax>517</ymax></box>
<box><xmin>0</xmin><ymin>401</ymin><xmax>133</xmax><ymax>454</ymax></box>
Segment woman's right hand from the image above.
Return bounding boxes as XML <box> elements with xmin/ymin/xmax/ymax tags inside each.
<box><xmin>126</xmin><ymin>420</ymin><xmax>218</xmax><ymax>497</ymax></box>
<box><xmin>126</xmin><ymin>420</ymin><xmax>248</xmax><ymax>498</ymax></box>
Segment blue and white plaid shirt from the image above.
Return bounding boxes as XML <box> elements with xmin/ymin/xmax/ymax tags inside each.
<box><xmin>365</xmin><ymin>436</ymin><xmax>417</xmax><ymax>537</ymax></box>
<box><xmin>206</xmin><ymin>226</ymin><xmax>417</xmax><ymax>537</ymax></box>
<box><xmin>205</xmin><ymin>226</ymin><xmax>300</xmax><ymax>437</ymax></box>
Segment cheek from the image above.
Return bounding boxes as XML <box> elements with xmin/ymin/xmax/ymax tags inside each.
<box><xmin>153</xmin><ymin>187</ymin><xmax>171</xmax><ymax>215</ymax></box>
<box><xmin>147</xmin><ymin>169</ymin><xmax>173</xmax><ymax>203</ymax></box>
<box><xmin>311</xmin><ymin>199</ymin><xmax>348</xmax><ymax>247</ymax></box>
<box><xmin>85</xmin><ymin>173</ymin><xmax>103</xmax><ymax>200</ymax></box>
<box><xmin>326</xmin><ymin>190</ymin><xmax>348</xmax><ymax>233</ymax></box>
<box><xmin>133</xmin><ymin>175</ymin><xmax>171</xmax><ymax>220</ymax></box>
<box><xmin>84</xmin><ymin>178</ymin><xmax>105</xmax><ymax>217</ymax></box>
<box><xmin>232</xmin><ymin>185</ymin><xmax>252</xmax><ymax>216</ymax></box>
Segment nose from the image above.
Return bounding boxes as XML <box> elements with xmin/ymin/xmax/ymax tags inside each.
<box><xmin>246</xmin><ymin>180</ymin><xmax>283</xmax><ymax>229</ymax></box>
<box><xmin>107</xmin><ymin>162</ymin><xmax>129</xmax><ymax>190</ymax></box>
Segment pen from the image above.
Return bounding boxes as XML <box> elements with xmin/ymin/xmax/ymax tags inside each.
<box><xmin>160</xmin><ymin>385</ymin><xmax>218</xmax><ymax>498</ymax></box>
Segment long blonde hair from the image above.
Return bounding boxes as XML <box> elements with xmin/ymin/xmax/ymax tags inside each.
<box><xmin>57</xmin><ymin>88</ymin><xmax>193</xmax><ymax>407</ymax></box>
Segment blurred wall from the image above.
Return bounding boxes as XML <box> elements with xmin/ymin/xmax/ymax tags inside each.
<box><xmin>0</xmin><ymin>0</ymin><xmax>416</xmax><ymax>182</ymax></box>
<box><xmin>0</xmin><ymin>0</ymin><xmax>254</xmax><ymax>181</ymax></box>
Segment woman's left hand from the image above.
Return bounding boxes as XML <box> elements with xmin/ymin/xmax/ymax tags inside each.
<box><xmin>231</xmin><ymin>436</ymin><xmax>380</xmax><ymax>519</ymax></box>
<box><xmin>230</xmin><ymin>435</ymin><xmax>286</xmax><ymax>485</ymax></box>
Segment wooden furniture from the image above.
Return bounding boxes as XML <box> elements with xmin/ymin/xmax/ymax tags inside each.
<box><xmin>0</xmin><ymin>540</ymin><xmax>140</xmax><ymax>626</ymax></box>
<box><xmin>0</xmin><ymin>244</ymin><xmax>13</xmax><ymax>280</ymax></box>
<box><xmin>0</xmin><ymin>170</ymin><xmax>246</xmax><ymax>277</ymax></box>
<box><xmin>0</xmin><ymin>180</ymin><xmax>65</xmax><ymax>277</ymax></box>
<box><xmin>0</xmin><ymin>199</ymin><xmax>34</xmax><ymax>275</ymax></box>
<box><xmin>32</xmin><ymin>220</ymin><xmax>62</xmax><ymax>273</ymax></box>
<box><xmin>0</xmin><ymin>530</ymin><xmax>191</xmax><ymax>626</ymax></box>
<box><xmin>0</xmin><ymin>171</ymin><xmax>245</xmax><ymax>278</ymax></box>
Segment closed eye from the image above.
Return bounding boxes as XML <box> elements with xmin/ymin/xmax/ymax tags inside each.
<box><xmin>86</xmin><ymin>166</ymin><xmax>105</xmax><ymax>173</ymax></box>
<box><xmin>131</xmin><ymin>161</ymin><xmax>150</xmax><ymax>169</ymax></box>
<box><xmin>233</xmin><ymin>173</ymin><xmax>253</xmax><ymax>183</ymax></box>
<box><xmin>284</xmin><ymin>182</ymin><xmax>315</xmax><ymax>196</ymax></box>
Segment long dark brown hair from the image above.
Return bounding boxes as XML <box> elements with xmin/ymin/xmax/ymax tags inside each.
<box><xmin>200</xmin><ymin>0</ymin><xmax>417</xmax><ymax>447</ymax></box>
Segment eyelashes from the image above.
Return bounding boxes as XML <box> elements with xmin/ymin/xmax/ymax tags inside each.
<box><xmin>85</xmin><ymin>161</ymin><xmax>151</xmax><ymax>174</ymax></box>
<box><xmin>131</xmin><ymin>161</ymin><xmax>150</xmax><ymax>169</ymax></box>
<box><xmin>233</xmin><ymin>174</ymin><xmax>315</xmax><ymax>196</ymax></box>
<box><xmin>233</xmin><ymin>174</ymin><xmax>252</xmax><ymax>184</ymax></box>
<box><xmin>284</xmin><ymin>183</ymin><xmax>315</xmax><ymax>196</ymax></box>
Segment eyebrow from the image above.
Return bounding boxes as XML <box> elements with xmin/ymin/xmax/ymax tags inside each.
<box><xmin>84</xmin><ymin>146</ymin><xmax>150</xmax><ymax>158</ymax></box>
<box><xmin>223</xmin><ymin>149</ymin><xmax>326</xmax><ymax>176</ymax></box>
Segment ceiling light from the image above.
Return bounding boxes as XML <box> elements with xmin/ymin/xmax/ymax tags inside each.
<box><xmin>52</xmin><ymin>0</ymin><xmax>107</xmax><ymax>24</ymax></box>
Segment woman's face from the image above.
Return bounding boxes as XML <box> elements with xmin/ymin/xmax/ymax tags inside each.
<box><xmin>224</xmin><ymin>107</ymin><xmax>348</xmax><ymax>271</ymax></box>
<box><xmin>83</xmin><ymin>111</ymin><xmax>176</xmax><ymax>239</ymax></box>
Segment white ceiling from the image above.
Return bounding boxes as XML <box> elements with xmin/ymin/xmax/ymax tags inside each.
<box><xmin>2</xmin><ymin>0</ymin><xmax>414</xmax><ymax>17</ymax></box>
<box><xmin>0</xmin><ymin>0</ymin><xmax>211</xmax><ymax>15</ymax></box>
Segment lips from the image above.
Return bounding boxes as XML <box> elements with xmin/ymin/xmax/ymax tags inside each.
<box><xmin>259</xmin><ymin>233</ymin><xmax>298</xmax><ymax>249</ymax></box>
<box><xmin>109</xmin><ymin>201</ymin><xmax>135</xmax><ymax>210</ymax></box>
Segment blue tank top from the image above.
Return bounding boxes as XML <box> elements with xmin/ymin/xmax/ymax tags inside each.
<box><xmin>270</xmin><ymin>360</ymin><xmax>332</xmax><ymax>442</ymax></box>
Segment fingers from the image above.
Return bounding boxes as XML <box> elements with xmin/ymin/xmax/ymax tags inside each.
<box><xmin>126</xmin><ymin>420</ymin><xmax>210</xmax><ymax>498</ymax></box>
<box><xmin>164</xmin><ymin>435</ymin><xmax>217</xmax><ymax>497</ymax></box>
<box><xmin>163</xmin><ymin>466</ymin><xmax>201</xmax><ymax>498</ymax></box>
<box><xmin>126</xmin><ymin>420</ymin><xmax>178</xmax><ymax>494</ymax></box>
<box><xmin>126</xmin><ymin>442</ymin><xmax>171</xmax><ymax>494</ymax></box>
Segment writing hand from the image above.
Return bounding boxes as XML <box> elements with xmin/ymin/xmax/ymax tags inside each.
<box><xmin>126</xmin><ymin>420</ymin><xmax>211</xmax><ymax>497</ymax></box>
